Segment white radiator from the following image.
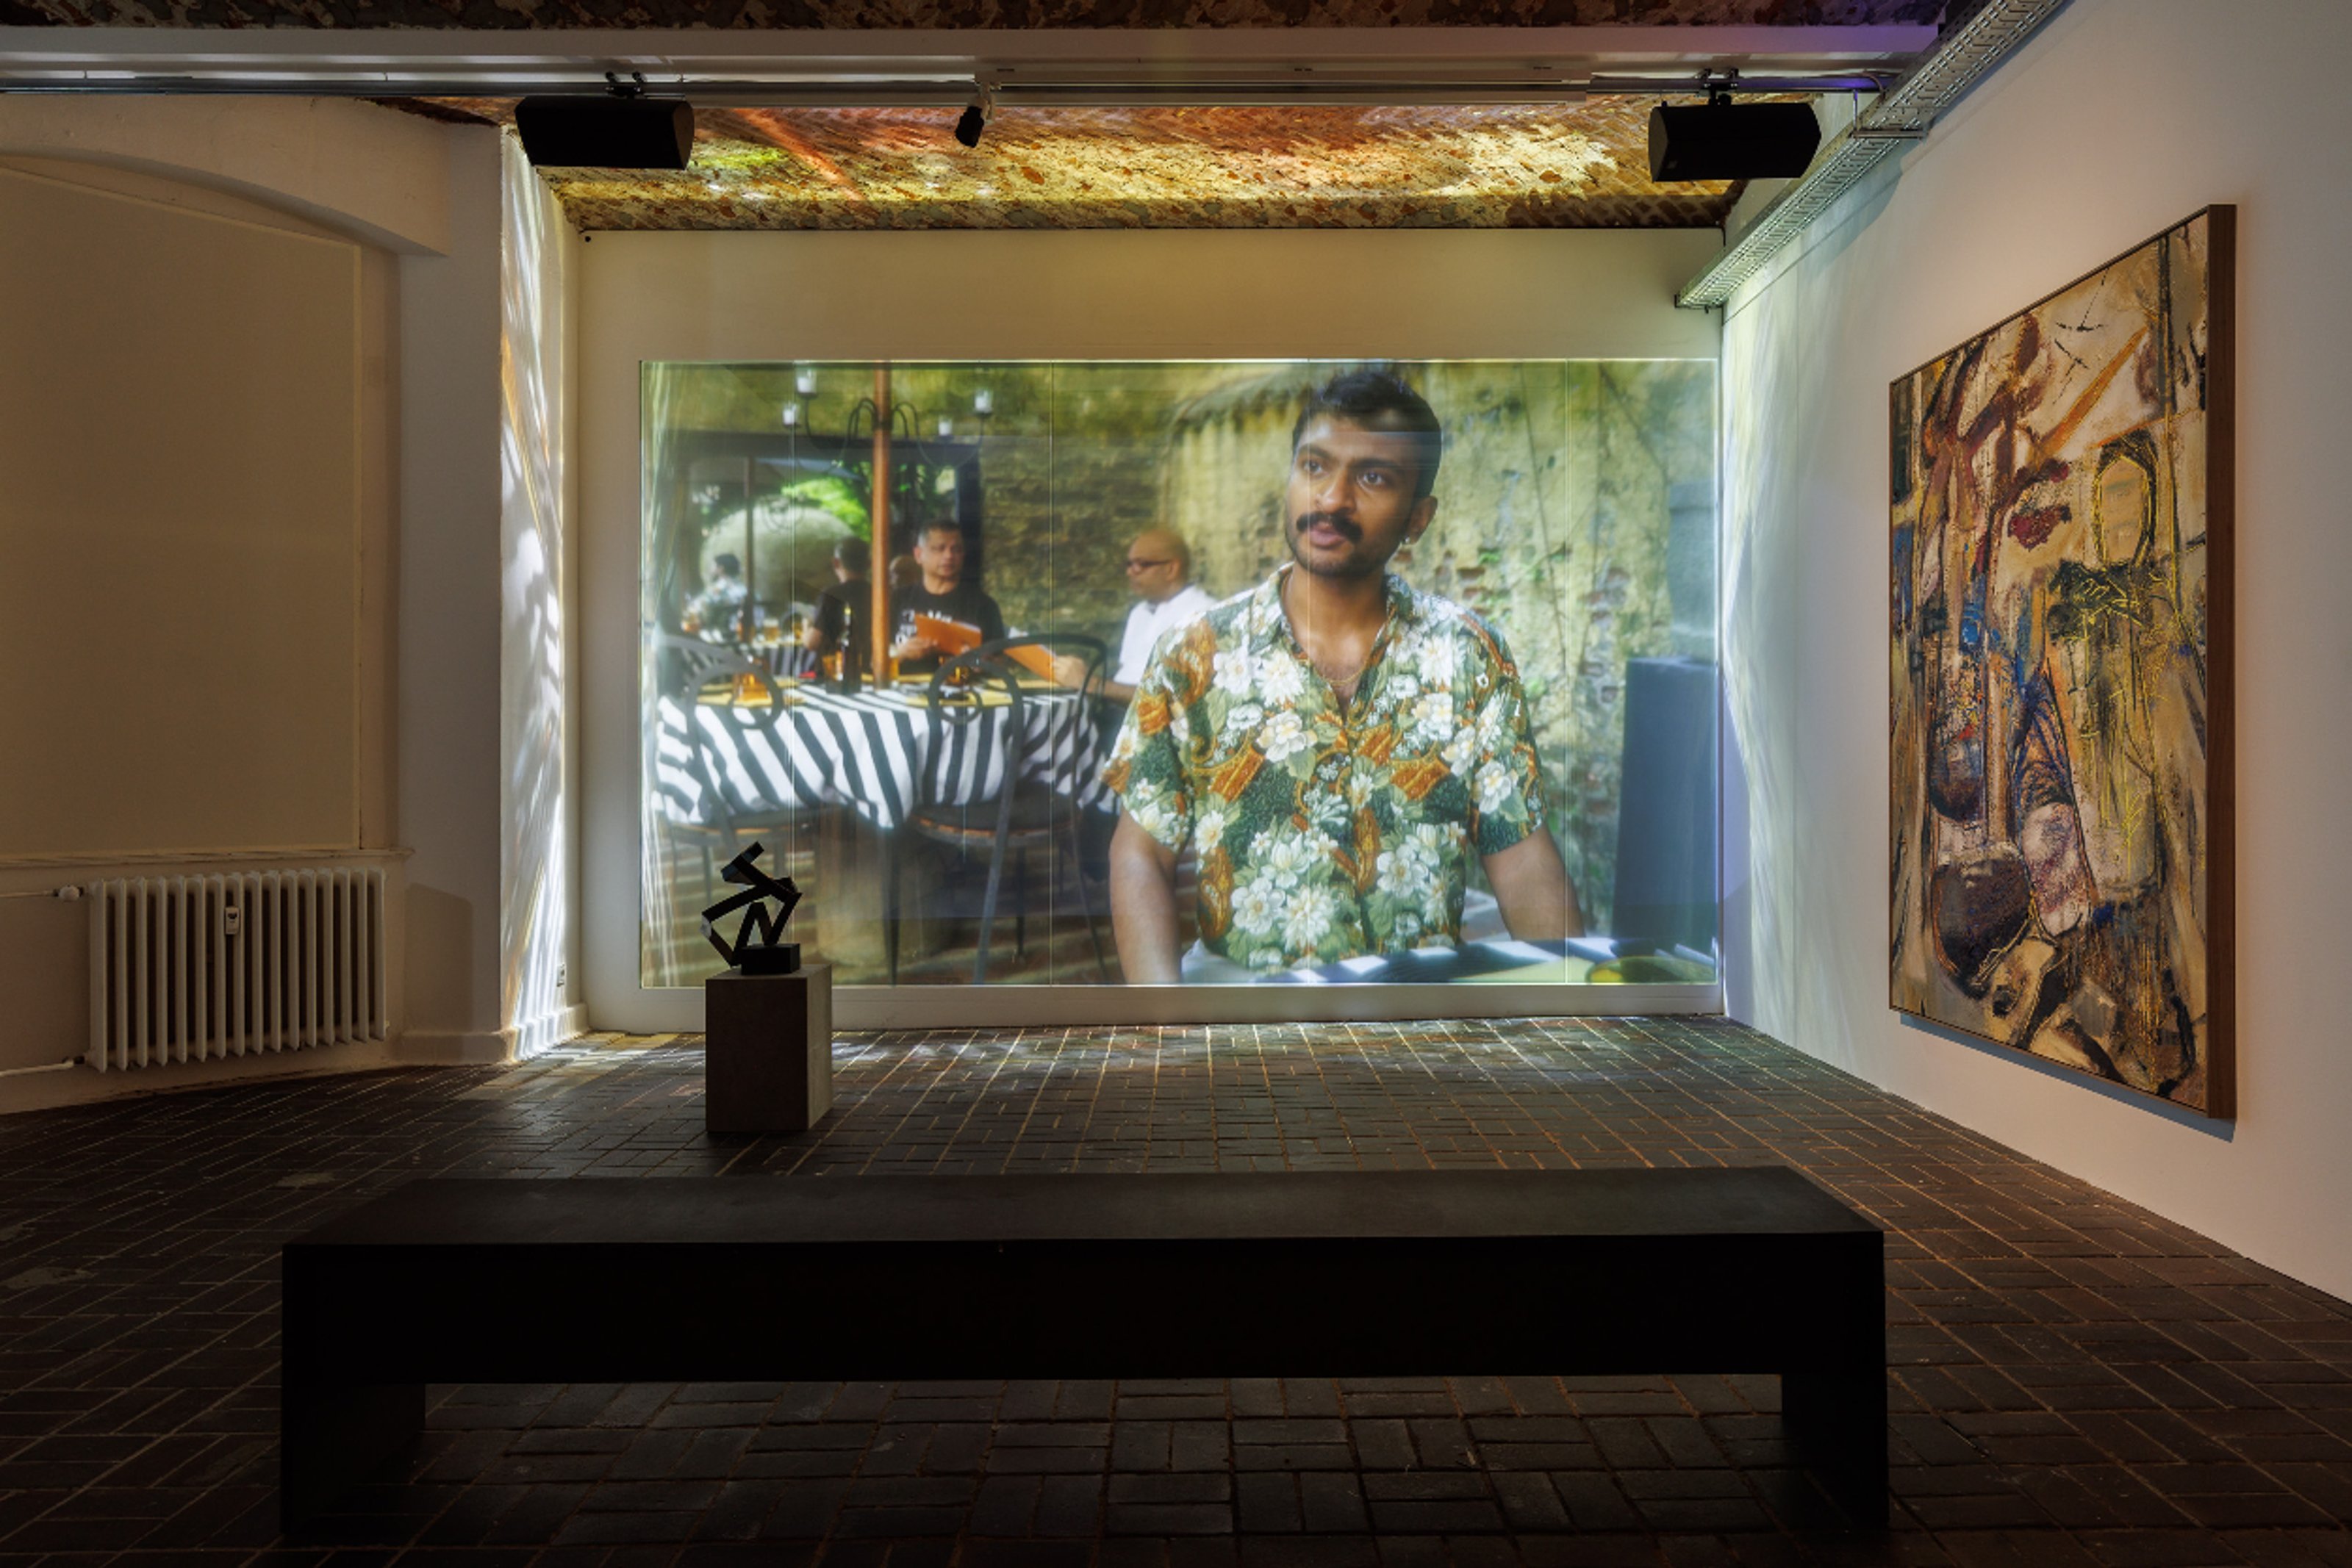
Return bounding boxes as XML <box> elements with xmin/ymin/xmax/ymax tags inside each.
<box><xmin>85</xmin><ymin>869</ymin><xmax>390</xmax><ymax>1072</ymax></box>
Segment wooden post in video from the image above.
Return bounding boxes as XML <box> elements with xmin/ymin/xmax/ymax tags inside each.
<box><xmin>739</xmin><ymin>454</ymin><xmax>756</xmax><ymax>642</ymax></box>
<box><xmin>870</xmin><ymin>362</ymin><xmax>892</xmax><ymax>686</ymax></box>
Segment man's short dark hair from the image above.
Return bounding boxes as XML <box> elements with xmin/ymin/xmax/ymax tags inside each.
<box><xmin>713</xmin><ymin>552</ymin><xmax>742</xmax><ymax>576</ymax></box>
<box><xmin>1291</xmin><ymin>368</ymin><xmax>1444</xmax><ymax>500</ymax></box>
<box><xmin>917</xmin><ymin>519</ymin><xmax>963</xmax><ymax>544</ymax></box>
<box><xmin>835</xmin><ymin>536</ymin><xmax>871</xmax><ymax>575</ymax></box>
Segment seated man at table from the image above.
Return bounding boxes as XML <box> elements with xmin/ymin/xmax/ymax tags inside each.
<box><xmin>1102</xmin><ymin>367</ymin><xmax>1581</xmax><ymax>982</ymax></box>
<box><xmin>1052</xmin><ymin>528</ymin><xmax>1215</xmax><ymax>707</ymax></box>
<box><xmin>803</xmin><ymin>536</ymin><xmax>873</xmax><ymax>669</ymax></box>
<box><xmin>1055</xmin><ymin>528</ymin><xmax>1216</xmax><ymax>878</ymax></box>
<box><xmin>888</xmin><ymin>519</ymin><xmax>1005</xmax><ymax>675</ymax></box>
<box><xmin>684</xmin><ymin>553</ymin><xmax>749</xmax><ymax>642</ymax></box>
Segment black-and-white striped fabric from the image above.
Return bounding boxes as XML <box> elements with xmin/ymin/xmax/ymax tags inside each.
<box><xmin>655</xmin><ymin>686</ymin><xmax>1110</xmax><ymax>831</ymax></box>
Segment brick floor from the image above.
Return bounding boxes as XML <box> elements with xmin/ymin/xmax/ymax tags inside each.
<box><xmin>1</xmin><ymin>1015</ymin><xmax>2348</xmax><ymax>1566</ymax></box>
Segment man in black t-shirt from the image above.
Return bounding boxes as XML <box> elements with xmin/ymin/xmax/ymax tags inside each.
<box><xmin>805</xmin><ymin>536</ymin><xmax>874</xmax><ymax>669</ymax></box>
<box><xmin>889</xmin><ymin>519</ymin><xmax>1005</xmax><ymax>673</ymax></box>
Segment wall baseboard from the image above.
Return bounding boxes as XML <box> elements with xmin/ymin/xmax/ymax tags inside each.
<box><xmin>514</xmin><ymin>1003</ymin><xmax>590</xmax><ymax>1059</ymax></box>
<box><xmin>0</xmin><ymin>1013</ymin><xmax>596</xmax><ymax>1119</ymax></box>
<box><xmin>390</xmin><ymin>1028</ymin><xmax>517</xmax><ymax>1065</ymax></box>
<box><xmin>0</xmin><ymin>1036</ymin><xmax>426</xmax><ymax>1118</ymax></box>
<box><xmin>595</xmin><ymin>981</ymin><xmax>1725</xmax><ymax>1035</ymax></box>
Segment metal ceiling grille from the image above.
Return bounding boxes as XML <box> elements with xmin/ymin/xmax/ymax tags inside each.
<box><xmin>1677</xmin><ymin>0</ymin><xmax>2072</xmax><ymax>309</ymax></box>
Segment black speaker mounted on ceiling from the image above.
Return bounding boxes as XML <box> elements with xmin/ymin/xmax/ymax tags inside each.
<box><xmin>515</xmin><ymin>95</ymin><xmax>696</xmax><ymax>170</ymax></box>
<box><xmin>1647</xmin><ymin>96</ymin><xmax>1822</xmax><ymax>183</ymax></box>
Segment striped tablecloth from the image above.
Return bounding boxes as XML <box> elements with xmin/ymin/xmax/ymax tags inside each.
<box><xmin>655</xmin><ymin>683</ymin><xmax>1109</xmax><ymax>832</ymax></box>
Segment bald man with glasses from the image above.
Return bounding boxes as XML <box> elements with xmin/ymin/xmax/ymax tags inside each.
<box><xmin>1058</xmin><ymin>528</ymin><xmax>1215</xmax><ymax>881</ymax></box>
<box><xmin>1053</xmin><ymin>528</ymin><xmax>1214</xmax><ymax>705</ymax></box>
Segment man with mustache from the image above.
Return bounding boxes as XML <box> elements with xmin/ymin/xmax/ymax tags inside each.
<box><xmin>1103</xmin><ymin>368</ymin><xmax>1580</xmax><ymax>982</ymax></box>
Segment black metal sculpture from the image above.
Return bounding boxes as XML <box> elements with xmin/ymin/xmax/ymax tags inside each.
<box><xmin>700</xmin><ymin>843</ymin><xmax>804</xmax><ymax>975</ymax></box>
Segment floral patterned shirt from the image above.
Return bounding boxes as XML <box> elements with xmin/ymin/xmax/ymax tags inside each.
<box><xmin>1104</xmin><ymin>564</ymin><xmax>1549</xmax><ymax>973</ymax></box>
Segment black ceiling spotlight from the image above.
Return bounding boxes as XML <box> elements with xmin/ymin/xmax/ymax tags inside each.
<box><xmin>516</xmin><ymin>78</ymin><xmax>697</xmax><ymax>170</ymax></box>
<box><xmin>1646</xmin><ymin>74</ymin><xmax>1823</xmax><ymax>183</ymax></box>
<box><xmin>953</xmin><ymin>83</ymin><xmax>994</xmax><ymax>149</ymax></box>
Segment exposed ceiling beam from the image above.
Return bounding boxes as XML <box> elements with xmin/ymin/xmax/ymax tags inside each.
<box><xmin>0</xmin><ymin>23</ymin><xmax>1933</xmax><ymax>104</ymax></box>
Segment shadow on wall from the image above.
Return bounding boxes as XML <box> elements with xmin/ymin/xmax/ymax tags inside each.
<box><xmin>1895</xmin><ymin>1010</ymin><xmax>2236</xmax><ymax>1141</ymax></box>
<box><xmin>499</xmin><ymin>131</ymin><xmax>571</xmax><ymax>1055</ymax></box>
<box><xmin>1718</xmin><ymin>165</ymin><xmax>1904</xmax><ymax>1068</ymax></box>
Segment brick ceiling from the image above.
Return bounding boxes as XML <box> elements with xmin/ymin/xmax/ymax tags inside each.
<box><xmin>435</xmin><ymin>96</ymin><xmax>1754</xmax><ymax>231</ymax></box>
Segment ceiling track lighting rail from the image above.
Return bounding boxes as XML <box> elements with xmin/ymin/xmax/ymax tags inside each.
<box><xmin>1674</xmin><ymin>0</ymin><xmax>2071</xmax><ymax>311</ymax></box>
<box><xmin>0</xmin><ymin>67</ymin><xmax>1898</xmax><ymax>108</ymax></box>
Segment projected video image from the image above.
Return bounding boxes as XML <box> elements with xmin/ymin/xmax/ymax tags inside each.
<box><xmin>641</xmin><ymin>359</ymin><xmax>1716</xmax><ymax>988</ymax></box>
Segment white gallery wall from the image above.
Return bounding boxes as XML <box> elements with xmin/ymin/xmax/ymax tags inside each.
<box><xmin>0</xmin><ymin>98</ymin><xmax>537</xmax><ymax>1102</ymax></box>
<box><xmin>0</xmin><ymin>161</ymin><xmax>373</xmax><ymax>858</ymax></box>
<box><xmin>1721</xmin><ymin>0</ymin><xmax>2352</xmax><ymax>1298</ymax></box>
<box><xmin>393</xmin><ymin>116</ymin><xmax>514</xmax><ymax>1065</ymax></box>
<box><xmin>401</xmin><ymin>116</ymin><xmax>587</xmax><ymax>1065</ymax></box>
<box><xmin>574</xmin><ymin>227</ymin><xmax>1723</xmax><ymax>1032</ymax></box>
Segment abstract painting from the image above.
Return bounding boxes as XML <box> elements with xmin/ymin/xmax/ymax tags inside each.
<box><xmin>1890</xmin><ymin>208</ymin><xmax>2234</xmax><ymax>1116</ymax></box>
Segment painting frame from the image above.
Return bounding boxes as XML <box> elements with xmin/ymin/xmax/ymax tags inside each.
<box><xmin>1888</xmin><ymin>206</ymin><xmax>2235</xmax><ymax>1118</ymax></box>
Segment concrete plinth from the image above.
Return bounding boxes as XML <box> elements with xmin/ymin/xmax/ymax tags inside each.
<box><xmin>703</xmin><ymin>964</ymin><xmax>833</xmax><ymax>1134</ymax></box>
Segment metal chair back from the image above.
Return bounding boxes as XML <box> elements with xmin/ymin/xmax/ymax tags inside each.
<box><xmin>903</xmin><ymin>633</ymin><xmax>1111</xmax><ymax>985</ymax></box>
<box><xmin>651</xmin><ymin>631</ymin><xmax>808</xmax><ymax>841</ymax></box>
<box><xmin>914</xmin><ymin>633</ymin><xmax>1105</xmax><ymax>819</ymax></box>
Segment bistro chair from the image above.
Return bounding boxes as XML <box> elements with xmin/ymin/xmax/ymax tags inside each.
<box><xmin>653</xmin><ymin>627</ymin><xmax>745</xmax><ymax>699</ymax></box>
<box><xmin>650</xmin><ymin>631</ymin><xmax>827</xmax><ymax>909</ymax></box>
<box><xmin>886</xmin><ymin>633</ymin><xmax>1111</xmax><ymax>986</ymax></box>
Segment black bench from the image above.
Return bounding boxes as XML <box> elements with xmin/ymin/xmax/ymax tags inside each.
<box><xmin>282</xmin><ymin>1168</ymin><xmax>1886</xmax><ymax>1528</ymax></box>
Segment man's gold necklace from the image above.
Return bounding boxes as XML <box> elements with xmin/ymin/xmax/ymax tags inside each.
<box><xmin>1310</xmin><ymin>645</ymin><xmax>1372</xmax><ymax>691</ymax></box>
<box><xmin>1283</xmin><ymin>575</ymin><xmax>1375</xmax><ymax>694</ymax></box>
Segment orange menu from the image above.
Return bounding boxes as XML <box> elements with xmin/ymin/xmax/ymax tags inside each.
<box><xmin>913</xmin><ymin>615</ymin><xmax>1061</xmax><ymax>683</ymax></box>
<box><xmin>912</xmin><ymin>614</ymin><xmax>984</xmax><ymax>656</ymax></box>
<box><xmin>1001</xmin><ymin>644</ymin><xmax>1059</xmax><ymax>682</ymax></box>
